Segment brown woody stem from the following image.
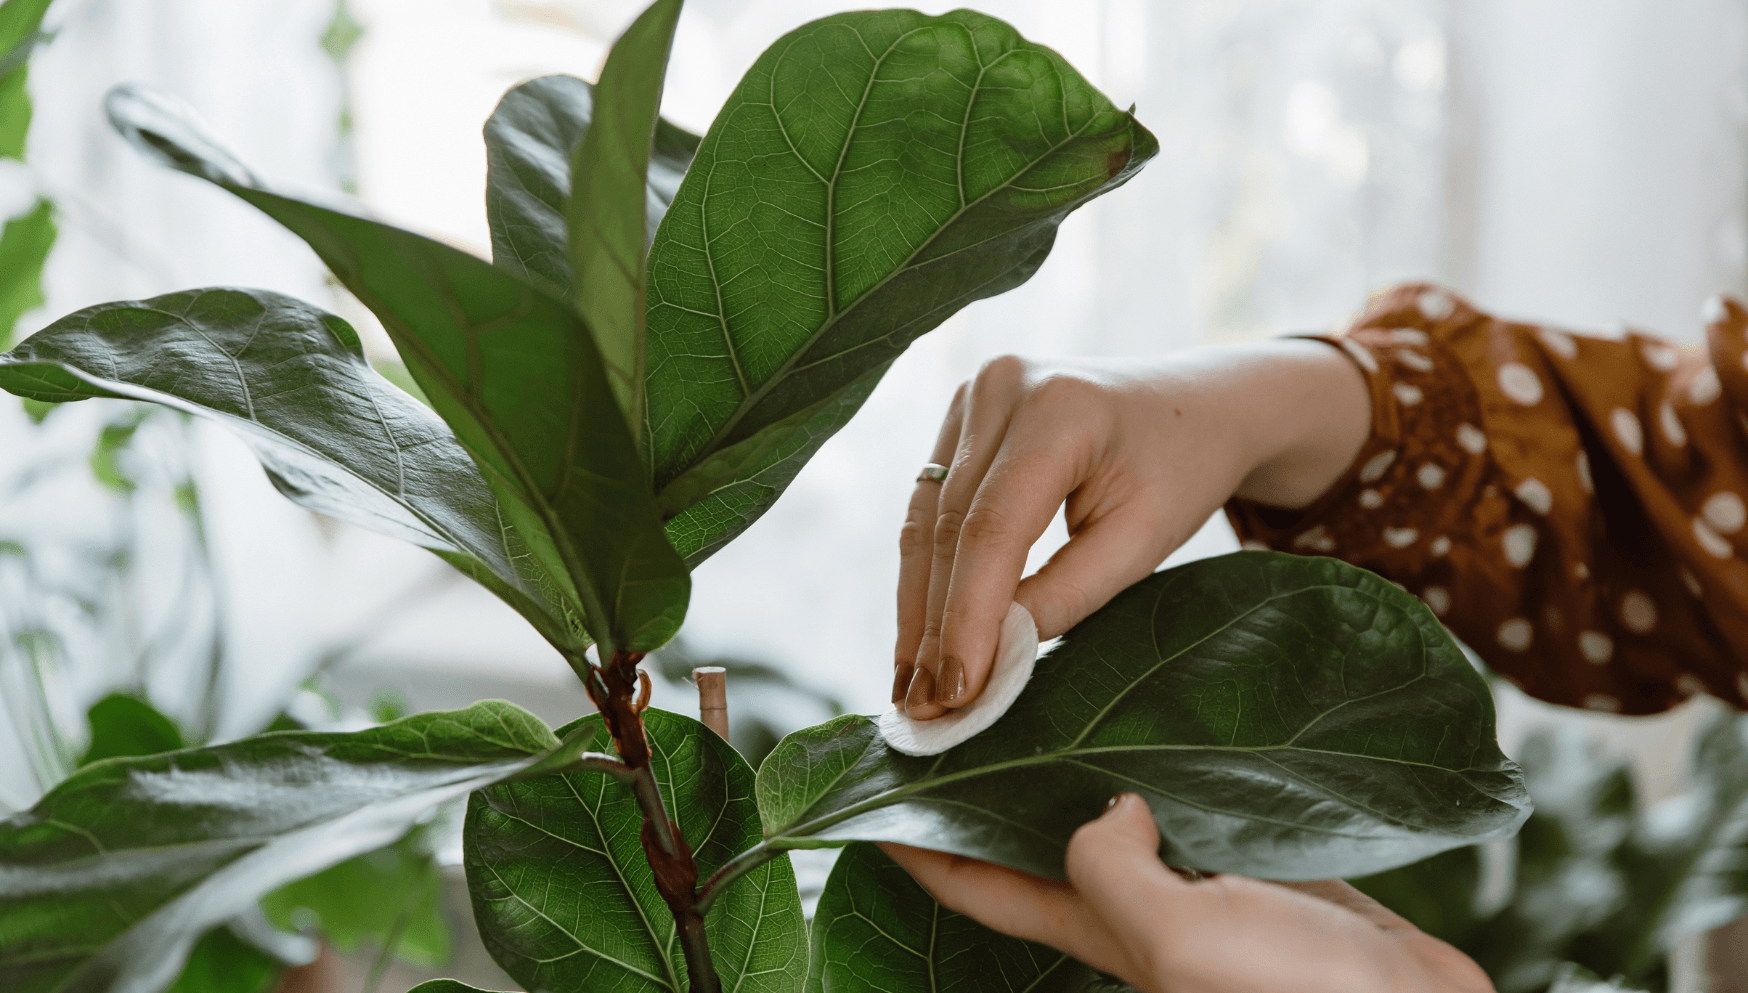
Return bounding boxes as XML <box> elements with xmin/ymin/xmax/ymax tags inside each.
<box><xmin>586</xmin><ymin>649</ymin><xmax>721</xmax><ymax>993</ymax></box>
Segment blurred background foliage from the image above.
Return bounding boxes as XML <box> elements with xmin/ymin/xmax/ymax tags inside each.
<box><xmin>7</xmin><ymin>0</ymin><xmax>1748</xmax><ymax>990</ymax></box>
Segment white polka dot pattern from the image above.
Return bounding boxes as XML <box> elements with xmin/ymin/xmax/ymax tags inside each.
<box><xmin>1498</xmin><ymin>618</ymin><xmax>1533</xmax><ymax>651</ymax></box>
<box><xmin>1417</xmin><ymin>289</ymin><xmax>1454</xmax><ymax>320</ymax></box>
<box><xmin>1417</xmin><ymin>464</ymin><xmax>1445</xmax><ymax>489</ymax></box>
<box><xmin>1430</xmin><ymin>536</ymin><xmax>1451</xmax><ymax>557</ymax></box>
<box><xmin>1578</xmin><ymin>631</ymin><xmax>1613</xmax><ymax>664</ymax></box>
<box><xmin>1422</xmin><ymin>586</ymin><xmax>1450</xmax><ymax>615</ymax></box>
<box><xmin>1539</xmin><ymin>328</ymin><xmax>1579</xmax><ymax>360</ymax></box>
<box><xmin>1340</xmin><ymin>338</ymin><xmax>1379</xmax><ymax>374</ymax></box>
<box><xmin>1514</xmin><ymin>478</ymin><xmax>1552</xmax><ymax>515</ymax></box>
<box><xmin>1398</xmin><ymin>350</ymin><xmax>1434</xmax><ymax>372</ymax></box>
<box><xmin>1359</xmin><ymin>488</ymin><xmax>1384</xmax><ymax>509</ymax></box>
<box><xmin>1660</xmin><ymin>401</ymin><xmax>1687</xmax><ymax>447</ymax></box>
<box><xmin>1358</xmin><ymin>450</ymin><xmax>1397</xmax><ymax>484</ymax></box>
<box><xmin>1394</xmin><ymin>383</ymin><xmax>1424</xmax><ymax>406</ymax></box>
<box><xmin>1576</xmin><ymin>451</ymin><xmax>1594</xmax><ymax>494</ymax></box>
<box><xmin>1642</xmin><ymin>343</ymin><xmax>1679</xmax><ymax>371</ymax></box>
<box><xmin>1383</xmin><ymin>527</ymin><xmax>1419</xmax><ymax>548</ymax></box>
<box><xmin>1498</xmin><ymin>363</ymin><xmax>1544</xmax><ymax>406</ymax></box>
<box><xmin>1690</xmin><ymin>366</ymin><xmax>1722</xmax><ymax>406</ymax></box>
<box><xmin>1704</xmin><ymin>492</ymin><xmax>1745</xmax><ymax>533</ymax></box>
<box><xmin>1503</xmin><ymin>524</ymin><xmax>1537</xmax><ymax>567</ymax></box>
<box><xmin>1611</xmin><ymin>408</ymin><xmax>1643</xmax><ymax>456</ymax></box>
<box><xmin>1620</xmin><ymin>591</ymin><xmax>1657</xmax><ymax>633</ymax></box>
<box><xmin>1694</xmin><ymin>518</ymin><xmax>1734</xmax><ymax>558</ymax></box>
<box><xmin>1457</xmin><ymin>423</ymin><xmax>1487</xmax><ymax>454</ymax></box>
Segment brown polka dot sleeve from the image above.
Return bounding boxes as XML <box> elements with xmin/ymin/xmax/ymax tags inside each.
<box><xmin>1225</xmin><ymin>282</ymin><xmax>1748</xmax><ymax>716</ymax></box>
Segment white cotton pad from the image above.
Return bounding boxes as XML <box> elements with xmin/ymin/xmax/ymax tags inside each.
<box><xmin>878</xmin><ymin>602</ymin><xmax>1040</xmax><ymax>756</ymax></box>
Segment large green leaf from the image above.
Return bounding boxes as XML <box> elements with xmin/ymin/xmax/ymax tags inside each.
<box><xmin>483</xmin><ymin>75</ymin><xmax>698</xmax><ymax>302</ymax></box>
<box><xmin>753</xmin><ymin>553</ymin><xmax>1529</xmax><ymax>882</ymax></box>
<box><xmin>0</xmin><ymin>197</ymin><xmax>55</xmax><ymax>348</ymax></box>
<box><xmin>104</xmin><ymin>84</ymin><xmax>688</xmax><ymax>654</ymax></box>
<box><xmin>806</xmin><ymin>841</ymin><xmax>1096</xmax><ymax>993</ymax></box>
<box><xmin>566</xmin><ymin>0</ymin><xmax>681</xmax><ymax>446</ymax></box>
<box><xmin>643</xmin><ymin>8</ymin><xmax>1158</xmax><ymax>560</ymax></box>
<box><xmin>162</xmin><ymin>927</ymin><xmax>281</xmax><ymax>993</ymax></box>
<box><xmin>0</xmin><ymin>286</ymin><xmax>580</xmax><ymax>650</ymax></box>
<box><xmin>466</xmin><ymin>708</ymin><xmax>805</xmax><ymax>993</ymax></box>
<box><xmin>0</xmin><ymin>700</ymin><xmax>596</xmax><ymax>993</ymax></box>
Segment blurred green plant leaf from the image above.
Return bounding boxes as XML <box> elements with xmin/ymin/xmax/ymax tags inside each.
<box><xmin>78</xmin><ymin>692</ymin><xmax>183</xmax><ymax>767</ymax></box>
<box><xmin>162</xmin><ymin>926</ymin><xmax>282</xmax><ymax>993</ymax></box>
<box><xmin>103</xmin><ymin>83</ymin><xmax>688</xmax><ymax>656</ymax></box>
<box><xmin>643</xmin><ymin>9</ymin><xmax>1158</xmax><ymax>564</ymax></box>
<box><xmin>1348</xmin><ymin>845</ymin><xmax>1484</xmax><ymax>950</ymax></box>
<box><xmin>483</xmin><ymin>75</ymin><xmax>697</xmax><ymax>302</ymax></box>
<box><xmin>0</xmin><ymin>0</ymin><xmax>55</xmax><ymax>160</ymax></box>
<box><xmin>807</xmin><ymin>841</ymin><xmax>1096</xmax><ymax>993</ymax></box>
<box><xmin>0</xmin><ymin>700</ymin><xmax>605</xmax><ymax>993</ymax></box>
<box><xmin>0</xmin><ymin>198</ymin><xmax>55</xmax><ymax>348</ymax></box>
<box><xmin>261</xmin><ymin>820</ymin><xmax>450</xmax><ymax>968</ymax></box>
<box><xmin>754</xmin><ymin>553</ymin><xmax>1528</xmax><ymax>882</ymax></box>
<box><xmin>86</xmin><ymin>406</ymin><xmax>148</xmax><ymax>495</ymax></box>
<box><xmin>0</xmin><ymin>286</ymin><xmax>583</xmax><ymax>651</ymax></box>
<box><xmin>565</xmin><ymin>0</ymin><xmax>681</xmax><ymax>446</ymax></box>
<box><xmin>466</xmin><ymin>707</ymin><xmax>805</xmax><ymax>993</ymax></box>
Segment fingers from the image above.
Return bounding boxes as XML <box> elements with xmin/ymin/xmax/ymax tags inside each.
<box><xmin>906</xmin><ymin>357</ymin><xmax>1029</xmax><ymax>718</ymax></box>
<box><xmin>894</xmin><ymin>388</ymin><xmax>964</xmax><ymax>704</ymax></box>
<box><xmin>1014</xmin><ymin>501</ymin><xmax>1171</xmax><ymax>641</ymax></box>
<box><xmin>877</xmin><ymin>842</ymin><xmax>1136</xmax><ymax>977</ymax></box>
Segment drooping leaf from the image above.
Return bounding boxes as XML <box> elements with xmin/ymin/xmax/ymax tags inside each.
<box><xmin>0</xmin><ymin>286</ymin><xmax>582</xmax><ymax>650</ymax></box>
<box><xmin>260</xmin><ymin>819</ymin><xmax>451</xmax><ymax>968</ymax></box>
<box><xmin>754</xmin><ymin>553</ymin><xmax>1529</xmax><ymax>882</ymax></box>
<box><xmin>566</xmin><ymin>0</ymin><xmax>682</xmax><ymax>446</ymax></box>
<box><xmin>483</xmin><ymin>74</ymin><xmax>698</xmax><ymax>302</ymax></box>
<box><xmin>0</xmin><ymin>197</ymin><xmax>55</xmax><ymax>348</ymax></box>
<box><xmin>466</xmin><ymin>708</ymin><xmax>805</xmax><ymax>993</ymax></box>
<box><xmin>0</xmin><ymin>700</ymin><xmax>597</xmax><ymax>993</ymax></box>
<box><xmin>806</xmin><ymin>841</ymin><xmax>1096</xmax><ymax>993</ymax></box>
<box><xmin>162</xmin><ymin>926</ymin><xmax>282</xmax><ymax>993</ymax></box>
<box><xmin>643</xmin><ymin>8</ymin><xmax>1158</xmax><ymax>562</ymax></box>
<box><xmin>78</xmin><ymin>693</ymin><xmax>183</xmax><ymax>767</ymax></box>
<box><xmin>102</xmin><ymin>84</ymin><xmax>689</xmax><ymax>655</ymax></box>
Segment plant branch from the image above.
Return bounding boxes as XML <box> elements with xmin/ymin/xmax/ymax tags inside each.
<box><xmin>587</xmin><ymin>649</ymin><xmax>721</xmax><ymax>993</ymax></box>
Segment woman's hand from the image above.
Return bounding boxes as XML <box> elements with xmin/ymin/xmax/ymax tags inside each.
<box><xmin>880</xmin><ymin>794</ymin><xmax>1496</xmax><ymax>993</ymax></box>
<box><xmin>894</xmin><ymin>340</ymin><xmax>1371</xmax><ymax>717</ymax></box>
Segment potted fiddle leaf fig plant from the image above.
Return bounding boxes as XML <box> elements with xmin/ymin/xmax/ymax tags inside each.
<box><xmin>0</xmin><ymin>3</ymin><xmax>1532</xmax><ymax>992</ymax></box>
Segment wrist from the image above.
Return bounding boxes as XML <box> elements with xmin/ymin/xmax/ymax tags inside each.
<box><xmin>1228</xmin><ymin>338</ymin><xmax>1371</xmax><ymax>509</ymax></box>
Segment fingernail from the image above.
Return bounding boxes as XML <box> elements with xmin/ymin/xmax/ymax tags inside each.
<box><xmin>905</xmin><ymin>667</ymin><xmax>935</xmax><ymax>713</ymax></box>
<box><xmin>891</xmin><ymin>663</ymin><xmax>914</xmax><ymax>705</ymax></box>
<box><xmin>936</xmin><ymin>657</ymin><xmax>966</xmax><ymax>703</ymax></box>
<box><xmin>1105</xmin><ymin>794</ymin><xmax>1123</xmax><ymax>811</ymax></box>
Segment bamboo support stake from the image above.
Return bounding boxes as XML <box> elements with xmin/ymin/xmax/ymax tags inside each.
<box><xmin>694</xmin><ymin>666</ymin><xmax>728</xmax><ymax>740</ymax></box>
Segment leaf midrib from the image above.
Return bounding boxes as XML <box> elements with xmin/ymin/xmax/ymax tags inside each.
<box><xmin>661</xmin><ymin>23</ymin><xmax>1113</xmax><ymax>484</ymax></box>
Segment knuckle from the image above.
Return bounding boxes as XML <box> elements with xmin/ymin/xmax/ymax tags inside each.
<box><xmin>898</xmin><ymin>519</ymin><xmax>931</xmax><ymax>557</ymax></box>
<box><xmin>1029</xmin><ymin>372</ymin><xmax>1088</xmax><ymax>405</ymax></box>
<box><xmin>932</xmin><ymin>508</ymin><xmax>967</xmax><ymax>551</ymax></box>
<box><xmin>958</xmin><ymin>505</ymin><xmax>1012</xmax><ymax>546</ymax></box>
<box><xmin>973</xmin><ymin>353</ymin><xmax>1028</xmax><ymax>390</ymax></box>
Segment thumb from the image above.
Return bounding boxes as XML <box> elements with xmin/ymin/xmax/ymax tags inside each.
<box><xmin>1063</xmin><ymin>793</ymin><xmax>1168</xmax><ymax>896</ymax></box>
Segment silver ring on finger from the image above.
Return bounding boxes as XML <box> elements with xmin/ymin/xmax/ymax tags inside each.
<box><xmin>916</xmin><ymin>462</ymin><xmax>949</xmax><ymax>484</ymax></box>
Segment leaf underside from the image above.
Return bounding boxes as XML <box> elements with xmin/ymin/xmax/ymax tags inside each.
<box><xmin>100</xmin><ymin>83</ymin><xmax>689</xmax><ymax>654</ymax></box>
<box><xmin>756</xmin><ymin>552</ymin><xmax>1530</xmax><ymax>882</ymax></box>
<box><xmin>0</xmin><ymin>286</ymin><xmax>581</xmax><ymax>649</ymax></box>
<box><xmin>466</xmin><ymin>708</ymin><xmax>805</xmax><ymax>993</ymax></box>
<box><xmin>0</xmin><ymin>701</ymin><xmax>561</xmax><ymax>993</ymax></box>
<box><xmin>643</xmin><ymin>8</ymin><xmax>1159</xmax><ymax>565</ymax></box>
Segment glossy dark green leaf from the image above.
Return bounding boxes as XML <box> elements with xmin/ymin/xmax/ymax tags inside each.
<box><xmin>0</xmin><ymin>700</ymin><xmax>594</xmax><ymax>993</ymax></box>
<box><xmin>483</xmin><ymin>74</ymin><xmax>698</xmax><ymax>302</ymax></box>
<box><xmin>644</xmin><ymin>8</ymin><xmax>1158</xmax><ymax>560</ymax></box>
<box><xmin>0</xmin><ymin>286</ymin><xmax>581</xmax><ymax>650</ymax></box>
<box><xmin>806</xmin><ymin>841</ymin><xmax>1095</xmax><ymax>993</ymax></box>
<box><xmin>466</xmin><ymin>708</ymin><xmax>805</xmax><ymax>993</ymax></box>
<box><xmin>406</xmin><ymin>982</ymin><xmax>513</xmax><ymax>993</ymax></box>
<box><xmin>162</xmin><ymin>926</ymin><xmax>281</xmax><ymax>993</ymax></box>
<box><xmin>79</xmin><ymin>693</ymin><xmax>183</xmax><ymax>767</ymax></box>
<box><xmin>0</xmin><ymin>197</ymin><xmax>54</xmax><ymax>348</ymax></box>
<box><xmin>566</xmin><ymin>0</ymin><xmax>682</xmax><ymax>444</ymax></box>
<box><xmin>260</xmin><ymin>820</ymin><xmax>450</xmax><ymax>968</ymax></box>
<box><xmin>754</xmin><ymin>553</ymin><xmax>1529</xmax><ymax>882</ymax></box>
<box><xmin>104</xmin><ymin>84</ymin><xmax>688</xmax><ymax>655</ymax></box>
